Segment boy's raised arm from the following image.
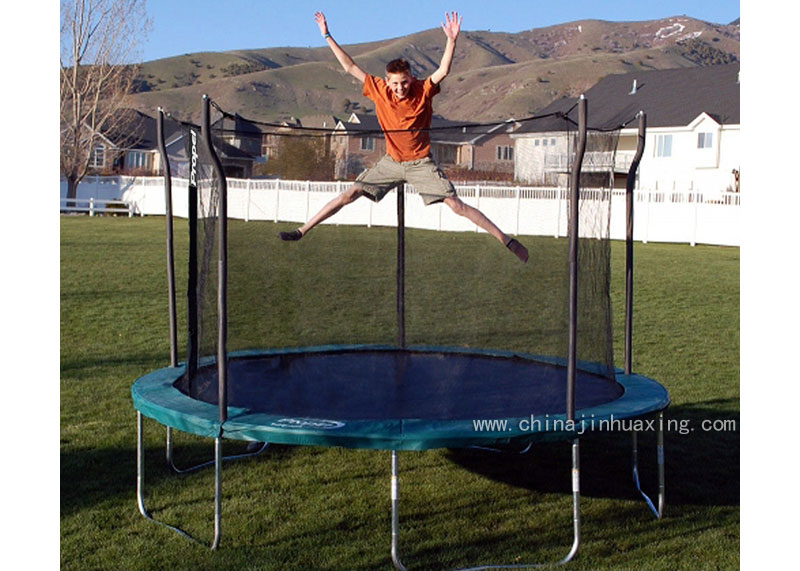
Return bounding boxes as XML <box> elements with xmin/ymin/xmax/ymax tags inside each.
<box><xmin>315</xmin><ymin>12</ymin><xmax>367</xmax><ymax>84</ymax></box>
<box><xmin>430</xmin><ymin>11</ymin><xmax>462</xmax><ymax>85</ymax></box>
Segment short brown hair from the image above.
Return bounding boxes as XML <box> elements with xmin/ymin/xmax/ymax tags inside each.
<box><xmin>386</xmin><ymin>58</ymin><xmax>411</xmax><ymax>75</ymax></box>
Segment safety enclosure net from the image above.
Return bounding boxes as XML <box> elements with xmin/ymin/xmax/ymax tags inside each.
<box><xmin>163</xmin><ymin>99</ymin><xmax>626</xmax><ymax>417</ymax></box>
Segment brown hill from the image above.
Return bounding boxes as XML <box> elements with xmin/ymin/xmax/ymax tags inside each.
<box><xmin>127</xmin><ymin>16</ymin><xmax>739</xmax><ymax>124</ymax></box>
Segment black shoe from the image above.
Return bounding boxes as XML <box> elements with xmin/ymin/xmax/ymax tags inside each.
<box><xmin>278</xmin><ymin>229</ymin><xmax>304</xmax><ymax>241</ymax></box>
<box><xmin>505</xmin><ymin>238</ymin><xmax>529</xmax><ymax>263</ymax></box>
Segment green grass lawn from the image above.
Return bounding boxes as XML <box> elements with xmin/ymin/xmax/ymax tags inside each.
<box><xmin>61</xmin><ymin>216</ymin><xmax>739</xmax><ymax>570</ymax></box>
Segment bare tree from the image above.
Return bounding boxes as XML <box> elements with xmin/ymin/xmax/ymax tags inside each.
<box><xmin>60</xmin><ymin>0</ymin><xmax>151</xmax><ymax>202</ymax></box>
<box><xmin>258</xmin><ymin>136</ymin><xmax>335</xmax><ymax>181</ymax></box>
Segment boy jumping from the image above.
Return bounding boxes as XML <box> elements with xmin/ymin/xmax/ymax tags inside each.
<box><xmin>278</xmin><ymin>11</ymin><xmax>529</xmax><ymax>263</ymax></box>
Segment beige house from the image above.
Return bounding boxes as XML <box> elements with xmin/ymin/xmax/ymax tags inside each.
<box><xmin>429</xmin><ymin>118</ymin><xmax>521</xmax><ymax>177</ymax></box>
<box><xmin>260</xmin><ymin>117</ymin><xmax>303</xmax><ymax>161</ymax></box>
<box><xmin>330</xmin><ymin>113</ymin><xmax>386</xmax><ymax>179</ymax></box>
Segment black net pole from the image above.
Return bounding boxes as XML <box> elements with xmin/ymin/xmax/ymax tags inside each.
<box><xmin>202</xmin><ymin>95</ymin><xmax>229</xmax><ymax>423</ymax></box>
<box><xmin>567</xmin><ymin>96</ymin><xmax>587</xmax><ymax>422</ymax></box>
<box><xmin>396</xmin><ymin>184</ymin><xmax>406</xmax><ymax>349</ymax></box>
<box><xmin>186</xmin><ymin>125</ymin><xmax>200</xmax><ymax>381</ymax></box>
<box><xmin>625</xmin><ymin>112</ymin><xmax>646</xmax><ymax>375</ymax></box>
<box><xmin>157</xmin><ymin>108</ymin><xmax>179</xmax><ymax>368</ymax></box>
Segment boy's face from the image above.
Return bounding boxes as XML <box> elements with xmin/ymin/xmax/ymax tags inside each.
<box><xmin>385</xmin><ymin>72</ymin><xmax>413</xmax><ymax>100</ymax></box>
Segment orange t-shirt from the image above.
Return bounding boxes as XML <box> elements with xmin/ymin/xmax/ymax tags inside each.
<box><xmin>362</xmin><ymin>74</ymin><xmax>440</xmax><ymax>162</ymax></box>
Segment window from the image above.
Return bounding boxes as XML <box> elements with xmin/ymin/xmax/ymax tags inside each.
<box><xmin>360</xmin><ymin>137</ymin><xmax>375</xmax><ymax>151</ymax></box>
<box><xmin>697</xmin><ymin>132</ymin><xmax>713</xmax><ymax>149</ymax></box>
<box><xmin>534</xmin><ymin>137</ymin><xmax>556</xmax><ymax>148</ymax></box>
<box><xmin>126</xmin><ymin>151</ymin><xmax>148</xmax><ymax>170</ymax></box>
<box><xmin>655</xmin><ymin>134</ymin><xmax>672</xmax><ymax>158</ymax></box>
<box><xmin>496</xmin><ymin>145</ymin><xmax>514</xmax><ymax>161</ymax></box>
<box><xmin>91</xmin><ymin>143</ymin><xmax>106</xmax><ymax>168</ymax></box>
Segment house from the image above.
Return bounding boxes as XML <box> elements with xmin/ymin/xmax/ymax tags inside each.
<box><xmin>213</xmin><ymin>113</ymin><xmax>262</xmax><ymax>158</ymax></box>
<box><xmin>268</xmin><ymin>114</ymin><xmax>340</xmax><ymax>164</ymax></box>
<box><xmin>260</xmin><ymin>117</ymin><xmax>304</xmax><ymax>161</ymax></box>
<box><xmin>83</xmin><ymin>108</ymin><xmax>175</xmax><ymax>175</ymax></box>
<box><xmin>206</xmin><ymin>113</ymin><xmax>262</xmax><ymax>178</ymax></box>
<box><xmin>331</xmin><ymin>113</ymin><xmax>387</xmax><ymax>179</ymax></box>
<box><xmin>428</xmin><ymin>117</ymin><xmax>522</xmax><ymax>178</ymax></box>
<box><xmin>296</xmin><ymin>114</ymin><xmax>341</xmax><ymax>159</ymax></box>
<box><xmin>512</xmin><ymin>64</ymin><xmax>740</xmax><ymax>195</ymax></box>
<box><xmin>82</xmin><ymin>108</ymin><xmax>260</xmax><ymax>178</ymax></box>
<box><xmin>163</xmin><ymin>126</ymin><xmax>259</xmax><ymax>179</ymax></box>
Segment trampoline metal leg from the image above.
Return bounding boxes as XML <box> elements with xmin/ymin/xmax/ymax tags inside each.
<box><xmin>137</xmin><ymin>414</ymin><xmax>227</xmax><ymax>548</ymax></box>
<box><xmin>632</xmin><ymin>411</ymin><xmax>665</xmax><ymax>519</ymax></box>
<box><xmin>560</xmin><ymin>438</ymin><xmax>582</xmax><ymax>565</ymax></box>
<box><xmin>391</xmin><ymin>441</ymin><xmax>582</xmax><ymax>571</ymax></box>
<box><xmin>458</xmin><ymin>438</ymin><xmax>582</xmax><ymax>570</ymax></box>
<box><xmin>391</xmin><ymin>450</ymin><xmax>408</xmax><ymax>571</ymax></box>
<box><xmin>137</xmin><ymin>412</ymin><xmax>150</xmax><ymax>519</ymax></box>
<box><xmin>136</xmin><ymin>412</ymin><xmax>195</xmax><ymax>542</ymax></box>
<box><xmin>212</xmin><ymin>437</ymin><xmax>222</xmax><ymax>550</ymax></box>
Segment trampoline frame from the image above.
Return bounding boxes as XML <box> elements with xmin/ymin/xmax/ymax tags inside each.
<box><xmin>133</xmin><ymin>345</ymin><xmax>669</xmax><ymax>449</ymax></box>
<box><xmin>136</xmin><ymin>95</ymin><xmax>666</xmax><ymax>567</ymax></box>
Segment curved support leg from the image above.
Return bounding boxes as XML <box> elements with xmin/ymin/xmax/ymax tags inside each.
<box><xmin>559</xmin><ymin>438</ymin><xmax>582</xmax><ymax>565</ymax></box>
<box><xmin>166</xmin><ymin>426</ymin><xmax>268</xmax><ymax>474</ymax></box>
<box><xmin>392</xmin><ymin>440</ymin><xmax>582</xmax><ymax>571</ymax></box>
<box><xmin>137</xmin><ymin>414</ymin><xmax>229</xmax><ymax>548</ymax></box>
<box><xmin>137</xmin><ymin>413</ymin><xmax>197</xmax><ymax>542</ymax></box>
<box><xmin>136</xmin><ymin>413</ymin><xmax>150</xmax><ymax>518</ymax></box>
<box><xmin>632</xmin><ymin>411</ymin><xmax>665</xmax><ymax>519</ymax></box>
<box><xmin>467</xmin><ymin>442</ymin><xmax>534</xmax><ymax>455</ymax></box>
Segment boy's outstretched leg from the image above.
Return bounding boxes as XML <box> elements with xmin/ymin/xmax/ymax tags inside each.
<box><xmin>442</xmin><ymin>196</ymin><xmax>529</xmax><ymax>262</ymax></box>
<box><xmin>278</xmin><ymin>185</ymin><xmax>365</xmax><ymax>241</ymax></box>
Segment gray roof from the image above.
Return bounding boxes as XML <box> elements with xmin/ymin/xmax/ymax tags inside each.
<box><xmin>97</xmin><ymin>108</ymin><xmax>180</xmax><ymax>150</ymax></box>
<box><xmin>516</xmin><ymin>64</ymin><xmax>740</xmax><ymax>134</ymax></box>
<box><xmin>429</xmin><ymin>117</ymin><xmax>477</xmax><ymax>144</ymax></box>
<box><xmin>336</xmin><ymin>113</ymin><xmax>382</xmax><ymax>133</ymax></box>
<box><xmin>212</xmin><ymin>113</ymin><xmax>262</xmax><ymax>137</ymax></box>
<box><xmin>429</xmin><ymin>117</ymin><xmax>514</xmax><ymax>145</ymax></box>
<box><xmin>213</xmin><ymin>137</ymin><xmax>258</xmax><ymax>160</ymax></box>
<box><xmin>163</xmin><ymin>122</ymin><xmax>257</xmax><ymax>161</ymax></box>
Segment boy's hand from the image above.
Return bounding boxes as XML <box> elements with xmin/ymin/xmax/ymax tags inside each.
<box><xmin>441</xmin><ymin>11</ymin><xmax>462</xmax><ymax>41</ymax></box>
<box><xmin>315</xmin><ymin>11</ymin><xmax>329</xmax><ymax>36</ymax></box>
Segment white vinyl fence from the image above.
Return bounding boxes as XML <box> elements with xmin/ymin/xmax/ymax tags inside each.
<box><xmin>61</xmin><ymin>176</ymin><xmax>741</xmax><ymax>246</ymax></box>
<box><xmin>60</xmin><ymin>197</ymin><xmax>138</xmax><ymax>217</ymax></box>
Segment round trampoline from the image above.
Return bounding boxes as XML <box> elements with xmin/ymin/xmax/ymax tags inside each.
<box><xmin>133</xmin><ymin>345</ymin><xmax>668</xmax><ymax>451</ymax></box>
<box><xmin>135</xmin><ymin>96</ymin><xmax>669</xmax><ymax>566</ymax></box>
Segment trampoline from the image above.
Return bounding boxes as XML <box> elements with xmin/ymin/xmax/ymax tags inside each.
<box><xmin>134</xmin><ymin>345</ymin><xmax>668</xmax><ymax>451</ymax></box>
<box><xmin>134</xmin><ymin>95</ymin><xmax>668</xmax><ymax>568</ymax></box>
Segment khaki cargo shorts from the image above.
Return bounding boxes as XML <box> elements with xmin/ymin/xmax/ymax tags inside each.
<box><xmin>355</xmin><ymin>155</ymin><xmax>456</xmax><ymax>206</ymax></box>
